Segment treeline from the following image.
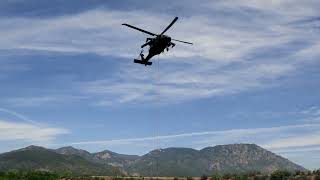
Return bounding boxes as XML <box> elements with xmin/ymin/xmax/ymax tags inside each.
<box><xmin>0</xmin><ymin>171</ymin><xmax>59</xmax><ymax>180</ymax></box>
<box><xmin>200</xmin><ymin>170</ymin><xmax>320</xmax><ymax>180</ymax></box>
<box><xmin>0</xmin><ymin>170</ymin><xmax>320</xmax><ymax>180</ymax></box>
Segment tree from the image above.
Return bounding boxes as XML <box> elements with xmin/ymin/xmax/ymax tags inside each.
<box><xmin>235</xmin><ymin>174</ymin><xmax>248</xmax><ymax>180</ymax></box>
<box><xmin>314</xmin><ymin>175</ymin><xmax>320</xmax><ymax>180</ymax></box>
<box><xmin>270</xmin><ymin>170</ymin><xmax>291</xmax><ymax>180</ymax></box>
<box><xmin>200</xmin><ymin>175</ymin><xmax>208</xmax><ymax>180</ymax></box>
<box><xmin>211</xmin><ymin>175</ymin><xmax>220</xmax><ymax>180</ymax></box>
<box><xmin>186</xmin><ymin>177</ymin><xmax>193</xmax><ymax>180</ymax></box>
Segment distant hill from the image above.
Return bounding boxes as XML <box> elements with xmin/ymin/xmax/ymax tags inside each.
<box><xmin>55</xmin><ymin>146</ymin><xmax>91</xmax><ymax>157</ymax></box>
<box><xmin>0</xmin><ymin>144</ymin><xmax>306</xmax><ymax>176</ymax></box>
<box><xmin>0</xmin><ymin>146</ymin><xmax>122</xmax><ymax>176</ymax></box>
<box><xmin>55</xmin><ymin>146</ymin><xmax>94</xmax><ymax>162</ymax></box>
<box><xmin>55</xmin><ymin>146</ymin><xmax>139</xmax><ymax>169</ymax></box>
<box><xmin>128</xmin><ymin>144</ymin><xmax>306</xmax><ymax>176</ymax></box>
<box><xmin>128</xmin><ymin>147</ymin><xmax>205</xmax><ymax>177</ymax></box>
<box><xmin>93</xmin><ymin>150</ymin><xmax>140</xmax><ymax>167</ymax></box>
<box><xmin>200</xmin><ymin>144</ymin><xmax>304</xmax><ymax>175</ymax></box>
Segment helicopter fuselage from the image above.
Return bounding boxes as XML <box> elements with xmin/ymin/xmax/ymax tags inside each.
<box><xmin>123</xmin><ymin>17</ymin><xmax>192</xmax><ymax>66</ymax></box>
<box><xmin>147</xmin><ymin>35</ymin><xmax>172</xmax><ymax>56</ymax></box>
<box><xmin>135</xmin><ymin>35</ymin><xmax>175</xmax><ymax>65</ymax></box>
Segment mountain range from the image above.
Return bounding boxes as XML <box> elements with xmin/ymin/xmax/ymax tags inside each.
<box><xmin>0</xmin><ymin>144</ymin><xmax>306</xmax><ymax>176</ymax></box>
<box><xmin>0</xmin><ymin>145</ymin><xmax>121</xmax><ymax>176</ymax></box>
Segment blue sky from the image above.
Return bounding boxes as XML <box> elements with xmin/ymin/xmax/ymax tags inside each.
<box><xmin>0</xmin><ymin>0</ymin><xmax>320</xmax><ymax>169</ymax></box>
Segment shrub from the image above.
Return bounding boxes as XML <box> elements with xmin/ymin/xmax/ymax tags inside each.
<box><xmin>234</xmin><ymin>175</ymin><xmax>249</xmax><ymax>180</ymax></box>
<box><xmin>295</xmin><ymin>170</ymin><xmax>302</xmax><ymax>176</ymax></box>
<box><xmin>200</xmin><ymin>175</ymin><xmax>208</xmax><ymax>180</ymax></box>
<box><xmin>186</xmin><ymin>177</ymin><xmax>193</xmax><ymax>180</ymax></box>
<box><xmin>294</xmin><ymin>176</ymin><xmax>308</xmax><ymax>180</ymax></box>
<box><xmin>211</xmin><ymin>175</ymin><xmax>220</xmax><ymax>180</ymax></box>
<box><xmin>0</xmin><ymin>171</ymin><xmax>60</xmax><ymax>180</ymax></box>
<box><xmin>222</xmin><ymin>173</ymin><xmax>232</xmax><ymax>179</ymax></box>
<box><xmin>253</xmin><ymin>175</ymin><xmax>268</xmax><ymax>180</ymax></box>
<box><xmin>270</xmin><ymin>170</ymin><xmax>291</xmax><ymax>180</ymax></box>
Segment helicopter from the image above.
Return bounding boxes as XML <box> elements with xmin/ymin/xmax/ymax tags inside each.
<box><xmin>122</xmin><ymin>17</ymin><xmax>193</xmax><ymax>66</ymax></box>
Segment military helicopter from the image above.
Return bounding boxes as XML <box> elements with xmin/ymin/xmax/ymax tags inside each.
<box><xmin>122</xmin><ymin>17</ymin><xmax>193</xmax><ymax>66</ymax></box>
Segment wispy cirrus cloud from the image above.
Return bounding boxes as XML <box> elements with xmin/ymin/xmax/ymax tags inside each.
<box><xmin>298</xmin><ymin>106</ymin><xmax>320</xmax><ymax>123</ymax></box>
<box><xmin>0</xmin><ymin>1</ymin><xmax>318</xmax><ymax>61</ymax></box>
<box><xmin>0</xmin><ymin>107</ymin><xmax>37</xmax><ymax>124</ymax></box>
<box><xmin>301</xmin><ymin>106</ymin><xmax>320</xmax><ymax>116</ymax></box>
<box><xmin>80</xmin><ymin>60</ymin><xmax>296</xmax><ymax>105</ymax></box>
<box><xmin>0</xmin><ymin>108</ymin><xmax>69</xmax><ymax>146</ymax></box>
<box><xmin>0</xmin><ymin>120</ymin><xmax>69</xmax><ymax>142</ymax></box>
<box><xmin>65</xmin><ymin>123</ymin><xmax>320</xmax><ymax>149</ymax></box>
<box><xmin>53</xmin><ymin>106</ymin><xmax>320</xmax><ymax>159</ymax></box>
<box><xmin>0</xmin><ymin>0</ymin><xmax>317</xmax><ymax>111</ymax></box>
<box><xmin>5</xmin><ymin>95</ymin><xmax>88</xmax><ymax>107</ymax></box>
<box><xmin>1</xmin><ymin>1</ymin><xmax>319</xmax><ymax>106</ymax></box>
<box><xmin>263</xmin><ymin>133</ymin><xmax>320</xmax><ymax>150</ymax></box>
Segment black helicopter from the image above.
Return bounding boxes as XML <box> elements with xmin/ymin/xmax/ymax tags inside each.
<box><xmin>122</xmin><ymin>17</ymin><xmax>193</xmax><ymax>66</ymax></box>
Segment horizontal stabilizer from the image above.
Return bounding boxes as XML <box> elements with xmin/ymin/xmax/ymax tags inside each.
<box><xmin>134</xmin><ymin>59</ymin><xmax>152</xmax><ymax>66</ymax></box>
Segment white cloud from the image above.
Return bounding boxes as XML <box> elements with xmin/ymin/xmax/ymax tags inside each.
<box><xmin>263</xmin><ymin>134</ymin><xmax>320</xmax><ymax>149</ymax></box>
<box><xmin>80</xmin><ymin>61</ymin><xmax>296</xmax><ymax>105</ymax></box>
<box><xmin>5</xmin><ymin>95</ymin><xmax>88</xmax><ymax>107</ymax></box>
<box><xmin>301</xmin><ymin>106</ymin><xmax>320</xmax><ymax>116</ymax></box>
<box><xmin>0</xmin><ymin>120</ymin><xmax>69</xmax><ymax>142</ymax></box>
<box><xmin>299</xmin><ymin>106</ymin><xmax>320</xmax><ymax>123</ymax></box>
<box><xmin>260</xmin><ymin>107</ymin><xmax>320</xmax><ymax>149</ymax></box>
<box><xmin>0</xmin><ymin>2</ymin><xmax>318</xmax><ymax>62</ymax></box>
<box><xmin>0</xmin><ymin>10</ymin><xmax>170</xmax><ymax>57</ymax></box>
<box><xmin>0</xmin><ymin>107</ymin><xmax>37</xmax><ymax>124</ymax></box>
<box><xmin>0</xmin><ymin>1</ymin><xmax>319</xmax><ymax>105</ymax></box>
<box><xmin>68</xmin><ymin>3</ymin><xmax>317</xmax><ymax>105</ymax></box>
<box><xmin>295</xmin><ymin>43</ymin><xmax>320</xmax><ymax>61</ymax></box>
<box><xmin>213</xmin><ymin>0</ymin><xmax>319</xmax><ymax>19</ymax></box>
<box><xmin>0</xmin><ymin>108</ymin><xmax>69</xmax><ymax>146</ymax></box>
<box><xmin>273</xmin><ymin>146</ymin><xmax>320</xmax><ymax>154</ymax></box>
<box><xmin>67</xmin><ymin>123</ymin><xmax>320</xmax><ymax>147</ymax></box>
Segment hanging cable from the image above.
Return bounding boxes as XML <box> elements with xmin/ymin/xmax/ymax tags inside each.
<box><xmin>153</xmin><ymin>55</ymin><xmax>160</xmax><ymax>178</ymax></box>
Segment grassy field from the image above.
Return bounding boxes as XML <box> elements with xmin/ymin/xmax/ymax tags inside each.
<box><xmin>1</xmin><ymin>170</ymin><xmax>320</xmax><ymax>180</ymax></box>
<box><xmin>65</xmin><ymin>170</ymin><xmax>320</xmax><ymax>180</ymax></box>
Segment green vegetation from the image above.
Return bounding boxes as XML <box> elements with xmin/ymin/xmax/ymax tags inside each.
<box><xmin>128</xmin><ymin>145</ymin><xmax>305</xmax><ymax>176</ymax></box>
<box><xmin>0</xmin><ymin>146</ymin><xmax>122</xmax><ymax>176</ymax></box>
<box><xmin>200</xmin><ymin>175</ymin><xmax>208</xmax><ymax>180</ymax></box>
<box><xmin>0</xmin><ymin>145</ymin><xmax>316</xmax><ymax>179</ymax></box>
<box><xmin>0</xmin><ymin>169</ymin><xmax>319</xmax><ymax>180</ymax></box>
<box><xmin>0</xmin><ymin>171</ymin><xmax>59</xmax><ymax>180</ymax></box>
<box><xmin>0</xmin><ymin>144</ymin><xmax>306</xmax><ymax>177</ymax></box>
<box><xmin>270</xmin><ymin>170</ymin><xmax>291</xmax><ymax>180</ymax></box>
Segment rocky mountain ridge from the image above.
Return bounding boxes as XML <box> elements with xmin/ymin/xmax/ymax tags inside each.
<box><xmin>0</xmin><ymin>144</ymin><xmax>306</xmax><ymax>176</ymax></box>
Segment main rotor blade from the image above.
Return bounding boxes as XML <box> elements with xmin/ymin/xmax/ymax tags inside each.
<box><xmin>160</xmin><ymin>17</ymin><xmax>178</xmax><ymax>35</ymax></box>
<box><xmin>122</xmin><ymin>23</ymin><xmax>156</xmax><ymax>36</ymax></box>
<box><xmin>172</xmin><ymin>38</ymin><xmax>193</xmax><ymax>45</ymax></box>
